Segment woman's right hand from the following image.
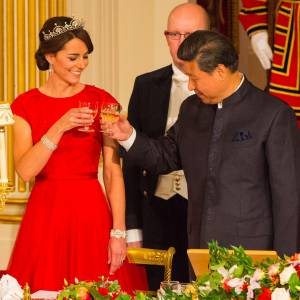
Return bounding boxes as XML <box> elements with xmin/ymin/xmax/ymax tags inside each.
<box><xmin>54</xmin><ymin>107</ymin><xmax>94</xmax><ymax>133</ymax></box>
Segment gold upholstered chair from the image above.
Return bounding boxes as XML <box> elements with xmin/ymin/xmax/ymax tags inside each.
<box><xmin>127</xmin><ymin>247</ymin><xmax>176</xmax><ymax>282</ymax></box>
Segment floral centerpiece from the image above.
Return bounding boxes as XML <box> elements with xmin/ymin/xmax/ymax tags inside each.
<box><xmin>194</xmin><ymin>241</ymin><xmax>300</xmax><ymax>300</ymax></box>
<box><xmin>58</xmin><ymin>276</ymin><xmax>196</xmax><ymax>300</ymax></box>
<box><xmin>57</xmin><ymin>276</ymin><xmax>149</xmax><ymax>300</ymax></box>
<box><xmin>56</xmin><ymin>242</ymin><xmax>300</xmax><ymax>300</ymax></box>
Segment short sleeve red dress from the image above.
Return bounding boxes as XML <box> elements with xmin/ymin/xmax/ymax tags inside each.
<box><xmin>7</xmin><ymin>85</ymin><xmax>148</xmax><ymax>293</ymax></box>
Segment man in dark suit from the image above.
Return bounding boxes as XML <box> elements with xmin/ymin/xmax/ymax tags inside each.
<box><xmin>123</xmin><ymin>3</ymin><xmax>210</xmax><ymax>289</ymax></box>
<box><xmin>103</xmin><ymin>30</ymin><xmax>300</xmax><ymax>261</ymax></box>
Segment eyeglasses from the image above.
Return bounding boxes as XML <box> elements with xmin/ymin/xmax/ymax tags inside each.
<box><xmin>164</xmin><ymin>31</ymin><xmax>191</xmax><ymax>40</ymax></box>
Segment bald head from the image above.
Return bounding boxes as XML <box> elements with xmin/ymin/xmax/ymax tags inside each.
<box><xmin>167</xmin><ymin>3</ymin><xmax>210</xmax><ymax>30</ymax></box>
<box><xmin>165</xmin><ymin>3</ymin><xmax>210</xmax><ymax>69</ymax></box>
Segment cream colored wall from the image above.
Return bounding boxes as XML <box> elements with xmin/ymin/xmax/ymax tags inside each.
<box><xmin>117</xmin><ymin>0</ymin><xmax>185</xmax><ymax>107</ymax></box>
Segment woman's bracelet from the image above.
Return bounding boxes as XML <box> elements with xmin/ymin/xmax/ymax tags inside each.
<box><xmin>110</xmin><ymin>229</ymin><xmax>126</xmax><ymax>239</ymax></box>
<box><xmin>41</xmin><ymin>135</ymin><xmax>58</xmax><ymax>151</ymax></box>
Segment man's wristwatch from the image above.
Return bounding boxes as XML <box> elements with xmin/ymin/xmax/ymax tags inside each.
<box><xmin>110</xmin><ymin>229</ymin><xmax>126</xmax><ymax>239</ymax></box>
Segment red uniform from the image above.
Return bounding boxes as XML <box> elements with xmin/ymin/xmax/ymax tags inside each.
<box><xmin>240</xmin><ymin>0</ymin><xmax>300</xmax><ymax>126</ymax></box>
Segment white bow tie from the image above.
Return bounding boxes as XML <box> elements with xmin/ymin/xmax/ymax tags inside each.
<box><xmin>172</xmin><ymin>73</ymin><xmax>188</xmax><ymax>84</ymax></box>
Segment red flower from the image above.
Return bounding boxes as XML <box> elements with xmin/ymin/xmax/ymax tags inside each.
<box><xmin>98</xmin><ymin>287</ymin><xmax>109</xmax><ymax>296</ymax></box>
<box><xmin>111</xmin><ymin>292</ymin><xmax>121</xmax><ymax>300</ymax></box>
<box><xmin>242</xmin><ymin>282</ymin><xmax>248</xmax><ymax>292</ymax></box>
<box><xmin>223</xmin><ymin>279</ymin><xmax>232</xmax><ymax>294</ymax></box>
<box><xmin>294</xmin><ymin>264</ymin><xmax>300</xmax><ymax>279</ymax></box>
<box><xmin>258</xmin><ymin>287</ymin><xmax>272</xmax><ymax>300</ymax></box>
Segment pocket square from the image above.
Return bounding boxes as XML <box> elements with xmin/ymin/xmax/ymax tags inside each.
<box><xmin>232</xmin><ymin>130</ymin><xmax>252</xmax><ymax>142</ymax></box>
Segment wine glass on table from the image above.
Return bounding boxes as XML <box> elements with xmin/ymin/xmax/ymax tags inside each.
<box><xmin>157</xmin><ymin>281</ymin><xmax>180</xmax><ymax>299</ymax></box>
<box><xmin>179</xmin><ymin>283</ymin><xmax>193</xmax><ymax>296</ymax></box>
<box><xmin>100</xmin><ymin>102</ymin><xmax>122</xmax><ymax>131</ymax></box>
<box><xmin>78</xmin><ymin>99</ymin><xmax>98</xmax><ymax>132</ymax></box>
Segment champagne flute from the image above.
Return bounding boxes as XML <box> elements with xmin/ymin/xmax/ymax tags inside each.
<box><xmin>78</xmin><ymin>99</ymin><xmax>98</xmax><ymax>132</ymax></box>
<box><xmin>100</xmin><ymin>102</ymin><xmax>121</xmax><ymax>132</ymax></box>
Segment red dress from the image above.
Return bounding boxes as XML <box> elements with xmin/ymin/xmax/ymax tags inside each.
<box><xmin>7</xmin><ymin>85</ymin><xmax>148</xmax><ymax>293</ymax></box>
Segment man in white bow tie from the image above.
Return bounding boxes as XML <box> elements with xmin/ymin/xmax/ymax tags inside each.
<box><xmin>123</xmin><ymin>2</ymin><xmax>210</xmax><ymax>289</ymax></box>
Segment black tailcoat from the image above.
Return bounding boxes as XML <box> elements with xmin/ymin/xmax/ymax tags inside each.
<box><xmin>123</xmin><ymin>65</ymin><xmax>189</xmax><ymax>288</ymax></box>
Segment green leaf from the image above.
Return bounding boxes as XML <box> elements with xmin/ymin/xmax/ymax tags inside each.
<box><xmin>89</xmin><ymin>286</ymin><xmax>104</xmax><ymax>300</ymax></box>
<box><xmin>197</xmin><ymin>273</ymin><xmax>210</xmax><ymax>285</ymax></box>
<box><xmin>108</xmin><ymin>280</ymin><xmax>121</xmax><ymax>293</ymax></box>
<box><xmin>115</xmin><ymin>293</ymin><xmax>131</xmax><ymax>300</ymax></box>
<box><xmin>289</xmin><ymin>272</ymin><xmax>300</xmax><ymax>295</ymax></box>
<box><xmin>233</xmin><ymin>265</ymin><xmax>244</xmax><ymax>278</ymax></box>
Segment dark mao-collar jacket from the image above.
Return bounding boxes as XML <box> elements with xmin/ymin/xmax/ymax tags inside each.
<box><xmin>125</xmin><ymin>78</ymin><xmax>300</xmax><ymax>257</ymax></box>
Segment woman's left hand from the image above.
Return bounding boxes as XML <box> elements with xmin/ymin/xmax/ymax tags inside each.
<box><xmin>108</xmin><ymin>237</ymin><xmax>127</xmax><ymax>274</ymax></box>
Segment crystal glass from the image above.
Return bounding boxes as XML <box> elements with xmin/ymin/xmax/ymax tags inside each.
<box><xmin>157</xmin><ymin>281</ymin><xmax>180</xmax><ymax>300</ymax></box>
<box><xmin>179</xmin><ymin>283</ymin><xmax>193</xmax><ymax>295</ymax></box>
<box><xmin>78</xmin><ymin>99</ymin><xmax>98</xmax><ymax>132</ymax></box>
<box><xmin>100</xmin><ymin>103</ymin><xmax>121</xmax><ymax>123</ymax></box>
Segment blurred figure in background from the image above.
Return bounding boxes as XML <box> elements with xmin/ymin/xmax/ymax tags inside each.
<box><xmin>123</xmin><ymin>3</ymin><xmax>210</xmax><ymax>289</ymax></box>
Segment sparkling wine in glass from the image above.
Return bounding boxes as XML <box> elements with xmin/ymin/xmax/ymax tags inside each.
<box><xmin>100</xmin><ymin>102</ymin><xmax>121</xmax><ymax>131</ymax></box>
<box><xmin>78</xmin><ymin>99</ymin><xmax>98</xmax><ymax>132</ymax></box>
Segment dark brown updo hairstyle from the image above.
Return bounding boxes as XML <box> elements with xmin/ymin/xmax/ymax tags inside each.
<box><xmin>35</xmin><ymin>16</ymin><xmax>94</xmax><ymax>71</ymax></box>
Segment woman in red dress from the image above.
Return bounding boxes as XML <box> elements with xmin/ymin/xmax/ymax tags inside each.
<box><xmin>7</xmin><ymin>16</ymin><xmax>147</xmax><ymax>293</ymax></box>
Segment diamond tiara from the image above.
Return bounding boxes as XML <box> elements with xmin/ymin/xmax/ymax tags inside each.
<box><xmin>42</xmin><ymin>17</ymin><xmax>84</xmax><ymax>41</ymax></box>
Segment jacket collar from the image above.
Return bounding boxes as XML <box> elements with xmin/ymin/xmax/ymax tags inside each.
<box><xmin>220</xmin><ymin>75</ymin><xmax>250</xmax><ymax>108</ymax></box>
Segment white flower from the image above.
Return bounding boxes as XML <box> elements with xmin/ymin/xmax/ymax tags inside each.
<box><xmin>279</xmin><ymin>265</ymin><xmax>296</xmax><ymax>285</ymax></box>
<box><xmin>247</xmin><ymin>288</ymin><xmax>254</xmax><ymax>300</ymax></box>
<box><xmin>227</xmin><ymin>278</ymin><xmax>242</xmax><ymax>287</ymax></box>
<box><xmin>271</xmin><ymin>287</ymin><xmax>291</xmax><ymax>300</ymax></box>
<box><xmin>253</xmin><ymin>269</ymin><xmax>264</xmax><ymax>281</ymax></box>
<box><xmin>227</xmin><ymin>278</ymin><xmax>244</xmax><ymax>295</ymax></box>
<box><xmin>268</xmin><ymin>263</ymin><xmax>280</xmax><ymax>277</ymax></box>
<box><xmin>217</xmin><ymin>265</ymin><xmax>239</xmax><ymax>281</ymax></box>
<box><xmin>246</xmin><ymin>273</ymin><xmax>261</xmax><ymax>300</ymax></box>
<box><xmin>249</xmin><ymin>278</ymin><xmax>260</xmax><ymax>290</ymax></box>
<box><xmin>217</xmin><ymin>266</ymin><xmax>229</xmax><ymax>279</ymax></box>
